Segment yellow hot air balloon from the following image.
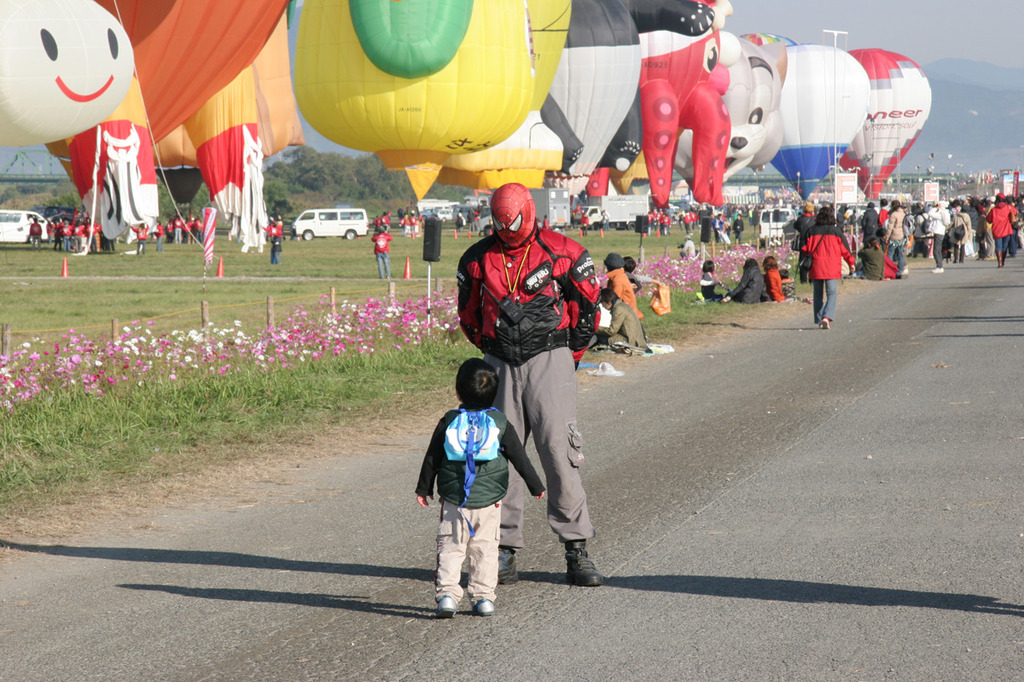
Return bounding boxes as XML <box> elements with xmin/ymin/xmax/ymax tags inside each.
<box><xmin>295</xmin><ymin>0</ymin><xmax>535</xmax><ymax>198</ymax></box>
<box><xmin>438</xmin><ymin>0</ymin><xmax>571</xmax><ymax>190</ymax></box>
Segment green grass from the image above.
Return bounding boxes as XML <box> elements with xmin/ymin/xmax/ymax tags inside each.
<box><xmin>0</xmin><ymin>228</ymin><xmax>772</xmax><ymax>517</ymax></box>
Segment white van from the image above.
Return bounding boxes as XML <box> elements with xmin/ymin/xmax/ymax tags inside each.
<box><xmin>293</xmin><ymin>208</ymin><xmax>369</xmax><ymax>240</ymax></box>
<box><xmin>0</xmin><ymin>210</ymin><xmax>46</xmax><ymax>243</ymax></box>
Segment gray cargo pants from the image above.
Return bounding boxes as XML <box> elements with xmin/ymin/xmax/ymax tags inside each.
<box><xmin>484</xmin><ymin>347</ymin><xmax>595</xmax><ymax>548</ymax></box>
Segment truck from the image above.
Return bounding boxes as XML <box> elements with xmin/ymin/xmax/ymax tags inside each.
<box><xmin>756</xmin><ymin>206</ymin><xmax>797</xmax><ymax>246</ymax></box>
<box><xmin>529</xmin><ymin>187</ymin><xmax>571</xmax><ymax>230</ymax></box>
<box><xmin>583</xmin><ymin>194</ymin><xmax>651</xmax><ymax>230</ymax></box>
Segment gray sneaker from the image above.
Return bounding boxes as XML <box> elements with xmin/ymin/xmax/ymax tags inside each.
<box><xmin>473</xmin><ymin>599</ymin><xmax>495</xmax><ymax>616</ymax></box>
<box><xmin>435</xmin><ymin>595</ymin><xmax>457</xmax><ymax>618</ymax></box>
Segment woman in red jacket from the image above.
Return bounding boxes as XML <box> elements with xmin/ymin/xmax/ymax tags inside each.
<box><xmin>986</xmin><ymin>193</ymin><xmax>1018</xmax><ymax>268</ymax></box>
<box><xmin>801</xmin><ymin>205</ymin><xmax>855</xmax><ymax>330</ymax></box>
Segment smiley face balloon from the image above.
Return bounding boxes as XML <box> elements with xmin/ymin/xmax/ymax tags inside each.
<box><xmin>0</xmin><ymin>0</ymin><xmax>134</xmax><ymax>146</ymax></box>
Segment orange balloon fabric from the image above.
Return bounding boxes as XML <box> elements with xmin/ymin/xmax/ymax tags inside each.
<box><xmin>93</xmin><ymin>0</ymin><xmax>290</xmax><ymax>140</ymax></box>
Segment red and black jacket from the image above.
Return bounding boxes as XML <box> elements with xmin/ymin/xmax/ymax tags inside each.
<box><xmin>457</xmin><ymin>230</ymin><xmax>600</xmax><ymax>366</ymax></box>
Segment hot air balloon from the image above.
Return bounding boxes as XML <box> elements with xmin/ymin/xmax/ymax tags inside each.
<box><xmin>436</xmin><ymin>0</ymin><xmax>571</xmax><ymax>191</ymax></box>
<box><xmin>48</xmin><ymin>77</ymin><xmax>158</xmax><ymax>241</ymax></box>
<box><xmin>0</xmin><ymin>0</ymin><xmax>134</xmax><ymax>146</ymax></box>
<box><xmin>295</xmin><ymin>0</ymin><xmax>535</xmax><ymax>199</ymax></box>
<box><xmin>676</xmin><ymin>38</ymin><xmax>788</xmax><ymax>181</ymax></box>
<box><xmin>542</xmin><ymin>0</ymin><xmax>641</xmax><ymax>194</ymax></box>
<box><xmin>739</xmin><ymin>33</ymin><xmax>796</xmax><ymax>48</ymax></box>
<box><xmin>770</xmin><ymin>44</ymin><xmax>870</xmax><ymax>199</ymax></box>
<box><xmin>623</xmin><ymin>0</ymin><xmax>731</xmax><ymax>207</ymax></box>
<box><xmin>92</xmin><ymin>0</ymin><xmax>291</xmax><ymax>140</ymax></box>
<box><xmin>839</xmin><ymin>49</ymin><xmax>931</xmax><ymax>200</ymax></box>
<box><xmin>153</xmin><ymin>12</ymin><xmax>301</xmax><ymax>248</ymax></box>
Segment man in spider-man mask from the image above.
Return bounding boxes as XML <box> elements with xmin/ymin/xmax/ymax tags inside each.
<box><xmin>457</xmin><ymin>182</ymin><xmax>604</xmax><ymax>587</ymax></box>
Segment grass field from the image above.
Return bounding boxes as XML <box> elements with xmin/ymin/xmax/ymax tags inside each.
<box><xmin>0</xmin><ymin>226</ymin><xmax>773</xmax><ymax>523</ymax></box>
<box><xmin>0</xmin><ymin>227</ymin><xmax>699</xmax><ymax>344</ymax></box>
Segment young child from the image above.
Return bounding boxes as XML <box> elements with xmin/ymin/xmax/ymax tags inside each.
<box><xmin>415</xmin><ymin>358</ymin><xmax>545</xmax><ymax>618</ymax></box>
<box><xmin>699</xmin><ymin>259</ymin><xmax>725</xmax><ymax>302</ymax></box>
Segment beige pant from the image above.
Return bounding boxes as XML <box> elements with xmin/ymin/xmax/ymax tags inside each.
<box><xmin>435</xmin><ymin>499</ymin><xmax>501</xmax><ymax>604</ymax></box>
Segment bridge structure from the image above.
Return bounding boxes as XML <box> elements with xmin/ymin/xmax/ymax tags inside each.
<box><xmin>0</xmin><ymin>149</ymin><xmax>68</xmax><ymax>185</ymax></box>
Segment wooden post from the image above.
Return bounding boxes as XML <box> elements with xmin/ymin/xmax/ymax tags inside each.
<box><xmin>266</xmin><ymin>296</ymin><xmax>275</xmax><ymax>329</ymax></box>
<box><xmin>388</xmin><ymin>281</ymin><xmax>397</xmax><ymax>299</ymax></box>
<box><xmin>1</xmin><ymin>323</ymin><xmax>10</xmax><ymax>359</ymax></box>
<box><xmin>201</xmin><ymin>300</ymin><xmax>209</xmax><ymax>333</ymax></box>
<box><xmin>111</xmin><ymin>318</ymin><xmax>118</xmax><ymax>340</ymax></box>
<box><xmin>329</xmin><ymin>286</ymin><xmax>337</xmax><ymax>315</ymax></box>
<box><xmin>435</xmin><ymin>277</ymin><xmax>444</xmax><ymax>294</ymax></box>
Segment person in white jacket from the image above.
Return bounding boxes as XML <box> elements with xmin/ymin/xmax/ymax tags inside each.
<box><xmin>926</xmin><ymin>201</ymin><xmax>951</xmax><ymax>273</ymax></box>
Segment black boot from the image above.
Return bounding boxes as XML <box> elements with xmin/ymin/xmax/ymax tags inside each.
<box><xmin>564</xmin><ymin>540</ymin><xmax>604</xmax><ymax>586</ymax></box>
<box><xmin>497</xmin><ymin>546</ymin><xmax>518</xmax><ymax>585</ymax></box>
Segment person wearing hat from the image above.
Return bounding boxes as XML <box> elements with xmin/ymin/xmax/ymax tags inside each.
<box><xmin>793</xmin><ymin>201</ymin><xmax>817</xmax><ymax>283</ymax></box>
<box><xmin>604</xmin><ymin>252</ymin><xmax>642</xmax><ymax>321</ymax></box>
<box><xmin>986</xmin><ymin>193</ymin><xmax>1018</xmax><ymax>268</ymax></box>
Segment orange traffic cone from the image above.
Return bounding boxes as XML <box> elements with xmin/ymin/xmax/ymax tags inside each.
<box><xmin>600</xmin><ymin>227</ymin><xmax>605</xmax><ymax>238</ymax></box>
<box><xmin>216</xmin><ymin>257</ymin><xmax>224</xmax><ymax>277</ymax></box>
<box><xmin>403</xmin><ymin>256</ymin><xmax>412</xmax><ymax>279</ymax></box>
<box><xmin>60</xmin><ymin>257</ymin><xmax>68</xmax><ymax>277</ymax></box>
<box><xmin>579</xmin><ymin>227</ymin><xmax>585</xmax><ymax>238</ymax></box>
<box><xmin>453</xmin><ymin>229</ymin><xmax>458</xmax><ymax>239</ymax></box>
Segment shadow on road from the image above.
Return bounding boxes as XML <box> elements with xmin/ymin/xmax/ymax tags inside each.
<box><xmin>609</xmin><ymin>574</ymin><xmax>1024</xmax><ymax>617</ymax></box>
<box><xmin>1</xmin><ymin>541</ymin><xmax>431</xmax><ymax>581</ymax></box>
<box><xmin>118</xmin><ymin>583</ymin><xmax>435</xmax><ymax>619</ymax></box>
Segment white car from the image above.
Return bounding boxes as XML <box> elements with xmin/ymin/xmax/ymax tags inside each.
<box><xmin>292</xmin><ymin>208</ymin><xmax>369</xmax><ymax>240</ymax></box>
<box><xmin>0</xmin><ymin>210</ymin><xmax>46</xmax><ymax>243</ymax></box>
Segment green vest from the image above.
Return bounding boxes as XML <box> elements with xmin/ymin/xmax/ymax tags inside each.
<box><xmin>436</xmin><ymin>409</ymin><xmax>510</xmax><ymax>508</ymax></box>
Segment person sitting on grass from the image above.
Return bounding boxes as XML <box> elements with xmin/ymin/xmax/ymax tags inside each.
<box><xmin>722</xmin><ymin>258</ymin><xmax>766</xmax><ymax>303</ymax></box>
<box><xmin>595</xmin><ymin>288</ymin><xmax>648</xmax><ymax>354</ymax></box>
<box><xmin>699</xmin><ymin>259</ymin><xmax>726</xmax><ymax>302</ymax></box>
<box><xmin>762</xmin><ymin>254</ymin><xmax>785</xmax><ymax>302</ymax></box>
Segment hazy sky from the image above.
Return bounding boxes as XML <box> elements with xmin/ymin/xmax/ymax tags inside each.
<box><xmin>726</xmin><ymin>0</ymin><xmax>1024</xmax><ymax>68</ymax></box>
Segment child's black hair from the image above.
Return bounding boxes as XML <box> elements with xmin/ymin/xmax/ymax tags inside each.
<box><xmin>456</xmin><ymin>358</ymin><xmax>499</xmax><ymax>409</ymax></box>
<box><xmin>702</xmin><ymin>259</ymin><xmax>716</xmax><ymax>273</ymax></box>
<box><xmin>622</xmin><ymin>256</ymin><xmax>637</xmax><ymax>273</ymax></box>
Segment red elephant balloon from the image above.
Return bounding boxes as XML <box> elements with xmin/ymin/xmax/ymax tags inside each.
<box><xmin>623</xmin><ymin>0</ymin><xmax>730</xmax><ymax>207</ymax></box>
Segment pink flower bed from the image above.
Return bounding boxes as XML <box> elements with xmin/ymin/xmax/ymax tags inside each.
<box><xmin>0</xmin><ymin>292</ymin><xmax>461</xmax><ymax>411</ymax></box>
<box><xmin>0</xmin><ymin>244</ymin><xmax>792</xmax><ymax>410</ymax></box>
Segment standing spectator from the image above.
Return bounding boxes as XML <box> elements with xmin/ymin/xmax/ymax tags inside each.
<box><xmin>28</xmin><ymin>217</ymin><xmax>42</xmax><ymax>250</ymax></box>
<box><xmin>132</xmin><ymin>222</ymin><xmax>148</xmax><ymax>255</ymax></box>
<box><xmin>948</xmin><ymin>200</ymin><xmax>972</xmax><ymax>264</ymax></box>
<box><xmin>72</xmin><ymin>220</ymin><xmax>86</xmax><ymax>252</ymax></box>
<box><xmin>372</xmin><ymin>224</ymin><xmax>392</xmax><ymax>279</ymax></box>
<box><xmin>986</xmin><ymin>193</ymin><xmax>1017</xmax><ymax>268</ymax></box>
<box><xmin>269</xmin><ymin>218</ymin><xmax>283</xmax><ymax>265</ymax></box>
<box><xmin>877</xmin><ymin>199</ymin><xmax>890</xmax><ymax>238</ymax></box>
<box><xmin>172</xmin><ymin>216</ymin><xmax>184</xmax><ymax>244</ymax></box>
<box><xmin>414</xmin><ymin>358</ymin><xmax>545</xmax><ymax>618</ymax></box>
<box><xmin>731</xmin><ymin>211</ymin><xmax>744</xmax><ymax>243</ymax></box>
<box><xmin>154</xmin><ymin>220</ymin><xmax>164</xmax><ymax>252</ymax></box>
<box><xmin>793</xmin><ymin>201</ymin><xmax>817</xmax><ymax>283</ymax></box>
<box><xmin>457</xmin><ymin>182</ymin><xmax>604</xmax><ymax>587</ymax></box>
<box><xmin>883</xmin><ymin>200</ymin><xmax>908</xmax><ymax>277</ymax></box>
<box><xmin>860</xmin><ymin>202</ymin><xmax>879</xmax><ymax>244</ymax></box>
<box><xmin>455</xmin><ymin>211</ymin><xmax>466</xmax><ymax>234</ymax></box>
<box><xmin>926</xmin><ymin>201</ymin><xmax>950</xmax><ymax>273</ymax></box>
<box><xmin>802</xmin><ymin>204</ymin><xmax>855</xmax><ymax>330</ymax></box>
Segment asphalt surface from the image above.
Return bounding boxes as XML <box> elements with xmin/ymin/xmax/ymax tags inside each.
<box><xmin>2</xmin><ymin>257</ymin><xmax>1024</xmax><ymax>681</ymax></box>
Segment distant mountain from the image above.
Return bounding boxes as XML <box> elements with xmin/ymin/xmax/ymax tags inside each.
<box><xmin>923</xmin><ymin>58</ymin><xmax>1024</xmax><ymax>92</ymax></box>
<box><xmin>903</xmin><ymin>76</ymin><xmax>1024</xmax><ymax>172</ymax></box>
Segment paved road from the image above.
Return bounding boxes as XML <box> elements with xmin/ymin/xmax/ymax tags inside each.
<box><xmin>3</xmin><ymin>259</ymin><xmax>1024</xmax><ymax>681</ymax></box>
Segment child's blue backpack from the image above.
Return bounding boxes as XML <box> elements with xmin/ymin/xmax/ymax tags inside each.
<box><xmin>444</xmin><ymin>408</ymin><xmax>500</xmax><ymax>536</ymax></box>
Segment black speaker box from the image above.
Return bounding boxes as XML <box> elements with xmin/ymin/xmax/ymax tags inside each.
<box><xmin>422</xmin><ymin>216</ymin><xmax>442</xmax><ymax>262</ymax></box>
